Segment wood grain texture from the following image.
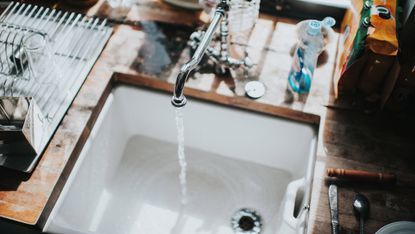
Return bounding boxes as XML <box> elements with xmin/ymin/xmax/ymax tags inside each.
<box><xmin>309</xmin><ymin>107</ymin><xmax>415</xmax><ymax>234</ymax></box>
<box><xmin>326</xmin><ymin>168</ymin><xmax>397</xmax><ymax>185</ymax></box>
<box><xmin>0</xmin><ymin>1</ymin><xmax>414</xmax><ymax>233</ymax></box>
<box><xmin>0</xmin><ymin>1</ymin><xmax>115</xmax><ymax>225</ymax></box>
<box><xmin>114</xmin><ymin>73</ymin><xmax>320</xmax><ymax>125</ymax></box>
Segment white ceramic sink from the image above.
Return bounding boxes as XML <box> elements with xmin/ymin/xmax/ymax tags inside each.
<box><xmin>44</xmin><ymin>84</ymin><xmax>318</xmax><ymax>234</ymax></box>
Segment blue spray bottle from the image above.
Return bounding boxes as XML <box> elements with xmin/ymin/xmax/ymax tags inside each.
<box><xmin>287</xmin><ymin>17</ymin><xmax>335</xmax><ymax>94</ymax></box>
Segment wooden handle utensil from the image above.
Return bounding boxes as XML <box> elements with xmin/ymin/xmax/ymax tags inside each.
<box><xmin>327</xmin><ymin>168</ymin><xmax>396</xmax><ymax>185</ymax></box>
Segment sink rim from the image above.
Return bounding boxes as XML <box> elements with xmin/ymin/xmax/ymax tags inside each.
<box><xmin>112</xmin><ymin>72</ymin><xmax>321</xmax><ymax>127</ymax></box>
<box><xmin>109</xmin><ymin>73</ymin><xmax>320</xmax><ymax>234</ymax></box>
<box><xmin>44</xmin><ymin>72</ymin><xmax>320</xmax><ymax>234</ymax></box>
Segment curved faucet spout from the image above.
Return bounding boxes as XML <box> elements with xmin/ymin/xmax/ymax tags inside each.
<box><xmin>171</xmin><ymin>70</ymin><xmax>190</xmax><ymax>107</ymax></box>
<box><xmin>171</xmin><ymin>8</ymin><xmax>225</xmax><ymax>107</ymax></box>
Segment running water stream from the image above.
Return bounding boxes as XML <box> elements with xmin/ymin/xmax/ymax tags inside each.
<box><xmin>175</xmin><ymin>108</ymin><xmax>188</xmax><ymax>205</ymax></box>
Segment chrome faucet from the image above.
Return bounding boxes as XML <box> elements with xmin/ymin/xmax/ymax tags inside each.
<box><xmin>171</xmin><ymin>0</ymin><xmax>254</xmax><ymax>107</ymax></box>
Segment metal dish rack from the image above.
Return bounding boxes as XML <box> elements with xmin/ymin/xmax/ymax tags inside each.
<box><xmin>0</xmin><ymin>2</ymin><xmax>112</xmax><ymax>172</ymax></box>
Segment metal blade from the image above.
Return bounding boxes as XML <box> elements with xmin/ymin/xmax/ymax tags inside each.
<box><xmin>328</xmin><ymin>184</ymin><xmax>339</xmax><ymax>234</ymax></box>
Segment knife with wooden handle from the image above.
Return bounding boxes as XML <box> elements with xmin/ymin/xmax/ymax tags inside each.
<box><xmin>329</xmin><ymin>184</ymin><xmax>339</xmax><ymax>234</ymax></box>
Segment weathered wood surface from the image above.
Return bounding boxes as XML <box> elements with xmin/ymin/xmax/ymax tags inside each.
<box><xmin>0</xmin><ymin>1</ymin><xmax>414</xmax><ymax>233</ymax></box>
<box><xmin>0</xmin><ymin>1</ymin><xmax>116</xmax><ymax>226</ymax></box>
<box><xmin>115</xmin><ymin>73</ymin><xmax>320</xmax><ymax>124</ymax></box>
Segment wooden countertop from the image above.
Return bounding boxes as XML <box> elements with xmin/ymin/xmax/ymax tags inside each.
<box><xmin>0</xmin><ymin>0</ymin><xmax>414</xmax><ymax>233</ymax></box>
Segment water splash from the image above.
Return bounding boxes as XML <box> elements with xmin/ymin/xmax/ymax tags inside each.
<box><xmin>175</xmin><ymin>108</ymin><xmax>187</xmax><ymax>205</ymax></box>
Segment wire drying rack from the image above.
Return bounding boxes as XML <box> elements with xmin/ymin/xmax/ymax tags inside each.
<box><xmin>0</xmin><ymin>2</ymin><xmax>112</xmax><ymax>172</ymax></box>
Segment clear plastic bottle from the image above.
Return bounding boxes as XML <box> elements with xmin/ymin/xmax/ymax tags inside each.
<box><xmin>198</xmin><ymin>0</ymin><xmax>260</xmax><ymax>59</ymax></box>
<box><xmin>227</xmin><ymin>0</ymin><xmax>260</xmax><ymax>59</ymax></box>
<box><xmin>287</xmin><ymin>17</ymin><xmax>335</xmax><ymax>94</ymax></box>
<box><xmin>199</xmin><ymin>0</ymin><xmax>260</xmax><ymax>25</ymax></box>
<box><xmin>227</xmin><ymin>0</ymin><xmax>260</xmax><ymax>34</ymax></box>
<box><xmin>199</xmin><ymin>0</ymin><xmax>218</xmax><ymax>14</ymax></box>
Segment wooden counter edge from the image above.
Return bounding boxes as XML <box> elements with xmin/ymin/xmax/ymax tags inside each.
<box><xmin>36</xmin><ymin>81</ymin><xmax>114</xmax><ymax>228</ymax></box>
<box><xmin>0</xmin><ymin>71</ymin><xmax>320</xmax><ymax>229</ymax></box>
<box><xmin>114</xmin><ymin>73</ymin><xmax>321</xmax><ymax>126</ymax></box>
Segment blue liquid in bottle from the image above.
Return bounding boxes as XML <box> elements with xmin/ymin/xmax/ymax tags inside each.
<box><xmin>288</xmin><ymin>47</ymin><xmax>313</xmax><ymax>94</ymax></box>
<box><xmin>288</xmin><ymin>17</ymin><xmax>334</xmax><ymax>94</ymax></box>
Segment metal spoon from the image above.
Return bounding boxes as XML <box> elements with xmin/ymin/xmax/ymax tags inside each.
<box><xmin>353</xmin><ymin>193</ymin><xmax>370</xmax><ymax>234</ymax></box>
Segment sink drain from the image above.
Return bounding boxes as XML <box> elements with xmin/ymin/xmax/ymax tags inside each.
<box><xmin>231</xmin><ymin>208</ymin><xmax>262</xmax><ymax>234</ymax></box>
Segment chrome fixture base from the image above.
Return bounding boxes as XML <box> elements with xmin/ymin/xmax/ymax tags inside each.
<box><xmin>172</xmin><ymin>0</ymin><xmax>254</xmax><ymax>107</ymax></box>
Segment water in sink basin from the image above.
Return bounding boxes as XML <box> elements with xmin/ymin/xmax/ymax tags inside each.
<box><xmin>100</xmin><ymin>134</ymin><xmax>292</xmax><ymax>234</ymax></box>
<box><xmin>44</xmin><ymin>85</ymin><xmax>317</xmax><ymax>234</ymax></box>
